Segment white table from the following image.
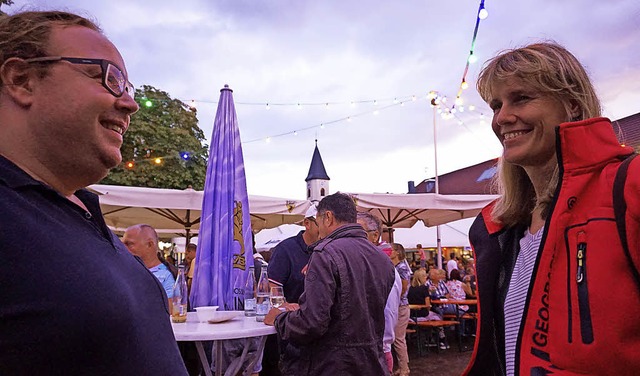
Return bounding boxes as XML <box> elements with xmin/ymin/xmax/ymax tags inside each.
<box><xmin>172</xmin><ymin>312</ymin><xmax>276</xmax><ymax>376</ymax></box>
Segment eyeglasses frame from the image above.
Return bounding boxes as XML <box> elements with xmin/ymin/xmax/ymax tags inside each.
<box><xmin>23</xmin><ymin>56</ymin><xmax>135</xmax><ymax>98</ymax></box>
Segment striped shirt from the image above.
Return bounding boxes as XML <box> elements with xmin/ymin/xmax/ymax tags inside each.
<box><xmin>504</xmin><ymin>226</ymin><xmax>544</xmax><ymax>376</ymax></box>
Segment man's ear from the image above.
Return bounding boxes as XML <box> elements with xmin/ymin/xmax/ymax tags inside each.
<box><xmin>0</xmin><ymin>58</ymin><xmax>37</xmax><ymax>107</ymax></box>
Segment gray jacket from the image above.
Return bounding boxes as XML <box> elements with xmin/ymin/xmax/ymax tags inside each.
<box><xmin>275</xmin><ymin>224</ymin><xmax>395</xmax><ymax>376</ymax></box>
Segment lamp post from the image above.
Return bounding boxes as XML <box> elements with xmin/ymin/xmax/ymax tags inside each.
<box><xmin>429</xmin><ymin>91</ymin><xmax>443</xmax><ymax>270</ymax></box>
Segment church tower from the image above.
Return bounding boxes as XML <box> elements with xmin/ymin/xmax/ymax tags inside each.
<box><xmin>305</xmin><ymin>141</ymin><xmax>330</xmax><ymax>203</ymax></box>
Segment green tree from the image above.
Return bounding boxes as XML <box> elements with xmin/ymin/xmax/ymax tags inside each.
<box><xmin>0</xmin><ymin>0</ymin><xmax>15</xmax><ymax>15</ymax></box>
<box><xmin>101</xmin><ymin>85</ymin><xmax>209</xmax><ymax>190</ymax></box>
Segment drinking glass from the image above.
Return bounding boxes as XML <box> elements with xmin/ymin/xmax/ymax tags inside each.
<box><xmin>270</xmin><ymin>286</ymin><xmax>285</xmax><ymax>308</ymax></box>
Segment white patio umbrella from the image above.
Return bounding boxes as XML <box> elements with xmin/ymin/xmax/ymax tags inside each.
<box><xmin>348</xmin><ymin>192</ymin><xmax>498</xmax><ymax>229</ymax></box>
<box><xmin>88</xmin><ymin>184</ymin><xmax>312</xmax><ymax>240</ymax></box>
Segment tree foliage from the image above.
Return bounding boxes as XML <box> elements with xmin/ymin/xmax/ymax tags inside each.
<box><xmin>101</xmin><ymin>85</ymin><xmax>209</xmax><ymax>190</ymax></box>
<box><xmin>0</xmin><ymin>0</ymin><xmax>15</xmax><ymax>15</ymax></box>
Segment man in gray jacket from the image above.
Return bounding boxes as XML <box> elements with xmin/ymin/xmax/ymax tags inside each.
<box><xmin>265</xmin><ymin>193</ymin><xmax>395</xmax><ymax>375</ymax></box>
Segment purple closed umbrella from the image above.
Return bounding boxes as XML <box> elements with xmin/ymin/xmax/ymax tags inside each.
<box><xmin>190</xmin><ymin>85</ymin><xmax>254</xmax><ymax>310</ymax></box>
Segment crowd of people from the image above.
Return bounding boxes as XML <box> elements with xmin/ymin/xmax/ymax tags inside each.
<box><xmin>2</xmin><ymin>7</ymin><xmax>638</xmax><ymax>376</ymax></box>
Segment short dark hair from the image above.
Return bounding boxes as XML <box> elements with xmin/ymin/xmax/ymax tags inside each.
<box><xmin>450</xmin><ymin>269</ymin><xmax>463</xmax><ymax>281</ymax></box>
<box><xmin>317</xmin><ymin>192</ymin><xmax>356</xmax><ymax>224</ymax></box>
<box><xmin>186</xmin><ymin>243</ymin><xmax>197</xmax><ymax>252</ymax></box>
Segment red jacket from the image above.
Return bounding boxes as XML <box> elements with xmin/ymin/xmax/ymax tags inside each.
<box><xmin>464</xmin><ymin>118</ymin><xmax>640</xmax><ymax>375</ymax></box>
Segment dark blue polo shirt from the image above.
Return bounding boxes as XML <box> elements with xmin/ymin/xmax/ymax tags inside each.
<box><xmin>267</xmin><ymin>231</ymin><xmax>310</xmax><ymax>303</ymax></box>
<box><xmin>0</xmin><ymin>156</ymin><xmax>187</xmax><ymax>375</ymax></box>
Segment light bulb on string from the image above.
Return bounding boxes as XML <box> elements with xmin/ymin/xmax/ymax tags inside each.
<box><xmin>469</xmin><ymin>104</ymin><xmax>476</xmax><ymax>111</ymax></box>
<box><xmin>468</xmin><ymin>53</ymin><xmax>478</xmax><ymax>64</ymax></box>
<box><xmin>293</xmin><ymin>131</ymin><xmax>298</xmax><ymax>136</ymax></box>
<box><xmin>373</xmin><ymin>100</ymin><xmax>378</xmax><ymax>106</ymax></box>
<box><xmin>350</xmin><ymin>101</ymin><xmax>356</xmax><ymax>107</ymax></box>
<box><xmin>461</xmin><ymin>80</ymin><xmax>469</xmax><ymax>90</ymax></box>
<box><xmin>479</xmin><ymin>7</ymin><xmax>488</xmax><ymax>19</ymax></box>
<box><xmin>458</xmin><ymin>106</ymin><xmax>465</xmax><ymax>112</ymax></box>
<box><xmin>126</xmin><ymin>161</ymin><xmax>135</xmax><ymax>169</ymax></box>
<box><xmin>297</xmin><ymin>103</ymin><xmax>302</xmax><ymax>110</ymax></box>
<box><xmin>455</xmin><ymin>96</ymin><xmax>464</xmax><ymax>106</ymax></box>
<box><xmin>347</xmin><ymin>116</ymin><xmax>352</xmax><ymax>122</ymax></box>
<box><xmin>427</xmin><ymin>91</ymin><xmax>437</xmax><ymax>100</ymax></box>
<box><xmin>154</xmin><ymin>158</ymin><xmax>162</xmax><ymax>165</ymax></box>
<box><xmin>412</xmin><ymin>95</ymin><xmax>417</xmax><ymax>101</ymax></box>
<box><xmin>266</xmin><ymin>103</ymin><xmax>271</xmax><ymax>110</ymax></box>
<box><xmin>325</xmin><ymin>103</ymin><xmax>329</xmax><ymax>109</ymax></box>
<box><xmin>266</xmin><ymin>137</ymin><xmax>271</xmax><ymax>143</ymax></box>
<box><xmin>320</xmin><ymin>123</ymin><xmax>325</xmax><ymax>129</ymax></box>
<box><xmin>190</xmin><ymin>100</ymin><xmax>197</xmax><ymax>110</ymax></box>
<box><xmin>393</xmin><ymin>98</ymin><xmax>398</xmax><ymax>104</ymax></box>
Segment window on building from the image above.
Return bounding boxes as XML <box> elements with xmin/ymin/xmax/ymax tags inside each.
<box><xmin>320</xmin><ymin>188</ymin><xmax>325</xmax><ymax>196</ymax></box>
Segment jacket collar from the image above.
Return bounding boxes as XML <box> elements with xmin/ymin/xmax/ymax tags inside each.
<box><xmin>558</xmin><ymin>117</ymin><xmax>634</xmax><ymax>172</ymax></box>
<box><xmin>311</xmin><ymin>224</ymin><xmax>367</xmax><ymax>252</ymax></box>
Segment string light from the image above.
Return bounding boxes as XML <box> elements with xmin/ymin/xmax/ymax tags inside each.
<box><xmin>154</xmin><ymin>157</ymin><xmax>162</xmax><ymax>164</ymax></box>
<box><xmin>266</xmin><ymin>103</ymin><xmax>271</xmax><ymax>110</ymax></box>
<box><xmin>450</xmin><ymin>0</ymin><xmax>488</xmax><ymax>112</ymax></box>
<box><xmin>478</xmin><ymin>0</ymin><xmax>489</xmax><ymax>19</ymax></box>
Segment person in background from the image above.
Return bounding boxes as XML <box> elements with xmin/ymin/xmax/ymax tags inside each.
<box><xmin>158</xmin><ymin>251</ymin><xmax>178</xmax><ymax>279</ymax></box>
<box><xmin>407</xmin><ymin>269</ymin><xmax>431</xmax><ymax>318</ymax></box>
<box><xmin>183</xmin><ymin>242</ymin><xmax>197</xmax><ymax>291</ymax></box>
<box><xmin>446</xmin><ymin>252</ymin><xmax>458</xmax><ymax>279</ymax></box>
<box><xmin>264</xmin><ymin>193</ymin><xmax>395</xmax><ymax>375</ymax></box>
<box><xmin>466</xmin><ymin>42</ymin><xmax>640</xmax><ymax>375</ymax></box>
<box><xmin>416</xmin><ymin>243</ymin><xmax>427</xmax><ymax>269</ymax></box>
<box><xmin>0</xmin><ymin>10</ymin><xmax>186</xmax><ymax>374</ymax></box>
<box><xmin>265</xmin><ymin>205</ymin><xmax>320</xmax><ymax>375</ymax></box>
<box><xmin>389</xmin><ymin>243</ymin><xmax>411</xmax><ymax>376</ymax></box>
<box><xmin>357</xmin><ymin>212</ymin><xmax>402</xmax><ymax>374</ymax></box>
<box><xmin>123</xmin><ymin>224</ymin><xmax>176</xmax><ymax>298</ymax></box>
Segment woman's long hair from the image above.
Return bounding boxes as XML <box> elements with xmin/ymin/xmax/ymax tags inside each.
<box><xmin>476</xmin><ymin>42</ymin><xmax>602</xmax><ymax>226</ymax></box>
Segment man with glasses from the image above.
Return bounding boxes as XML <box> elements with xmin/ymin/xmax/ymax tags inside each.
<box><xmin>264</xmin><ymin>193</ymin><xmax>396</xmax><ymax>375</ymax></box>
<box><xmin>0</xmin><ymin>11</ymin><xmax>187</xmax><ymax>375</ymax></box>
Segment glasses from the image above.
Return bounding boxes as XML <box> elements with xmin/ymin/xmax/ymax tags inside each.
<box><xmin>24</xmin><ymin>56</ymin><xmax>135</xmax><ymax>98</ymax></box>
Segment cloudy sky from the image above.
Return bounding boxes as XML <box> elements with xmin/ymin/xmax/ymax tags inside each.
<box><xmin>10</xmin><ymin>0</ymin><xmax>640</xmax><ymax>199</ymax></box>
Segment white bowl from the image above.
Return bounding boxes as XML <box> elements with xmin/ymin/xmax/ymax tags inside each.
<box><xmin>194</xmin><ymin>306</ymin><xmax>219</xmax><ymax>322</ymax></box>
<box><xmin>206</xmin><ymin>311</ymin><xmax>243</xmax><ymax>323</ymax></box>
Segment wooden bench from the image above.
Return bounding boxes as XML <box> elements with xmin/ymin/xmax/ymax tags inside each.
<box><xmin>407</xmin><ymin>320</ymin><xmax>459</xmax><ymax>355</ymax></box>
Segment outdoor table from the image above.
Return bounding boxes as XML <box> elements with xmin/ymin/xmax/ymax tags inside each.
<box><xmin>172</xmin><ymin>312</ymin><xmax>276</xmax><ymax>376</ymax></box>
<box><xmin>430</xmin><ymin>299</ymin><xmax>478</xmax><ymax>351</ymax></box>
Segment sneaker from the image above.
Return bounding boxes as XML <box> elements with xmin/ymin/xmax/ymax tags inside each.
<box><xmin>439</xmin><ymin>341</ymin><xmax>447</xmax><ymax>350</ymax></box>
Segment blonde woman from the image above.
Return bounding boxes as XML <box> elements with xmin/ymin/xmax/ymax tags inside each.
<box><xmin>407</xmin><ymin>269</ymin><xmax>431</xmax><ymax>316</ymax></box>
<box><xmin>465</xmin><ymin>42</ymin><xmax>640</xmax><ymax>375</ymax></box>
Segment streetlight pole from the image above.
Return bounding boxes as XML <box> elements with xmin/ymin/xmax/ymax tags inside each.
<box><xmin>431</xmin><ymin>97</ymin><xmax>443</xmax><ymax>270</ymax></box>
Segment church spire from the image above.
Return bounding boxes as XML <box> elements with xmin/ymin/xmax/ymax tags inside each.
<box><xmin>305</xmin><ymin>140</ymin><xmax>330</xmax><ymax>202</ymax></box>
<box><xmin>305</xmin><ymin>140</ymin><xmax>330</xmax><ymax>181</ymax></box>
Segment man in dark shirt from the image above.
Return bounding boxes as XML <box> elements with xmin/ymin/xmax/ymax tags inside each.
<box><xmin>268</xmin><ymin>204</ymin><xmax>319</xmax><ymax>303</ymax></box>
<box><xmin>0</xmin><ymin>10</ymin><xmax>187</xmax><ymax>374</ymax></box>
<box><xmin>264</xmin><ymin>193</ymin><xmax>395</xmax><ymax>376</ymax></box>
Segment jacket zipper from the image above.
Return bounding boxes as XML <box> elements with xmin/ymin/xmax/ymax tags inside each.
<box><xmin>575</xmin><ymin>234</ymin><xmax>594</xmax><ymax>344</ymax></box>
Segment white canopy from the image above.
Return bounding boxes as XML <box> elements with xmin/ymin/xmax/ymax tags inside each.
<box><xmin>348</xmin><ymin>192</ymin><xmax>498</xmax><ymax>228</ymax></box>
<box><xmin>392</xmin><ymin>217</ymin><xmax>475</xmax><ymax>248</ymax></box>
<box><xmin>88</xmin><ymin>184</ymin><xmax>312</xmax><ymax>236</ymax></box>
